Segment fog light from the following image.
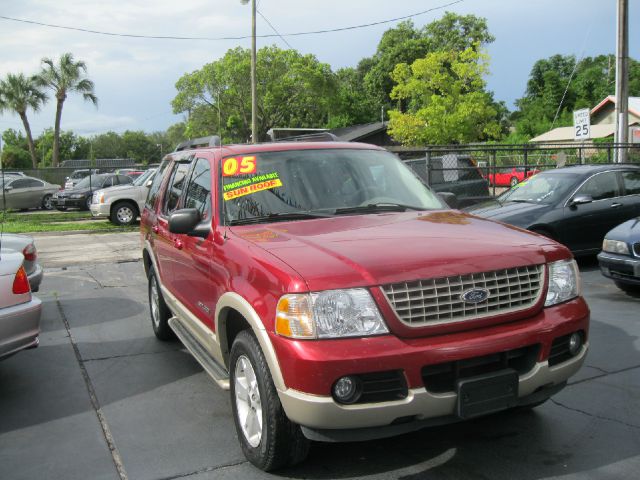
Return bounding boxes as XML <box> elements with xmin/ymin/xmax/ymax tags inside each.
<box><xmin>568</xmin><ymin>332</ymin><xmax>583</xmax><ymax>356</ymax></box>
<box><xmin>332</xmin><ymin>376</ymin><xmax>361</xmax><ymax>404</ymax></box>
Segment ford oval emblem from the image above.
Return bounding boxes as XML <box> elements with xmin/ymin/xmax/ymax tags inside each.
<box><xmin>461</xmin><ymin>288</ymin><xmax>490</xmax><ymax>304</ymax></box>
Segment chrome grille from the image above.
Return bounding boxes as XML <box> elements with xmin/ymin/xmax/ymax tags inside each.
<box><xmin>382</xmin><ymin>264</ymin><xmax>545</xmax><ymax>327</ymax></box>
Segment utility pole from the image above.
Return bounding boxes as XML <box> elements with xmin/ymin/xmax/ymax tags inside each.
<box><xmin>614</xmin><ymin>0</ymin><xmax>629</xmax><ymax>162</ymax></box>
<box><xmin>241</xmin><ymin>0</ymin><xmax>258</xmax><ymax>143</ymax></box>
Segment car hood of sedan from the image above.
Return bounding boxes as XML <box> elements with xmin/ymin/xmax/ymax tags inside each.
<box><xmin>57</xmin><ymin>188</ymin><xmax>92</xmax><ymax>196</ymax></box>
<box><xmin>233</xmin><ymin>210</ymin><xmax>564</xmax><ymax>291</ymax></box>
<box><xmin>466</xmin><ymin>200</ymin><xmax>553</xmax><ymax>228</ymax></box>
<box><xmin>604</xmin><ymin>217</ymin><xmax>640</xmax><ymax>242</ymax></box>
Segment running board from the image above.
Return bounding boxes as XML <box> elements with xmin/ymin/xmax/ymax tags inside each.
<box><xmin>169</xmin><ymin>317</ymin><xmax>230</xmax><ymax>390</ymax></box>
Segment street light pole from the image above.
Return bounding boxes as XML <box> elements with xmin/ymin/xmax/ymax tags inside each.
<box><xmin>614</xmin><ymin>0</ymin><xmax>629</xmax><ymax>162</ymax></box>
<box><xmin>241</xmin><ymin>0</ymin><xmax>258</xmax><ymax>143</ymax></box>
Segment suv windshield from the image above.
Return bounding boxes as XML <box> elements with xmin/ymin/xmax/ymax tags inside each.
<box><xmin>222</xmin><ymin>148</ymin><xmax>442</xmax><ymax>224</ymax></box>
<box><xmin>133</xmin><ymin>169</ymin><xmax>155</xmax><ymax>186</ymax></box>
<box><xmin>499</xmin><ymin>171</ymin><xmax>580</xmax><ymax>204</ymax></box>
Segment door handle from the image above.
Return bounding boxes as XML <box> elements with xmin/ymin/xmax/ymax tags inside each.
<box><xmin>174</xmin><ymin>239</ymin><xmax>184</xmax><ymax>250</ymax></box>
<box><xmin>611</xmin><ymin>203</ymin><xmax>622</xmax><ymax>208</ymax></box>
<box><xmin>152</xmin><ymin>225</ymin><xmax>159</xmax><ymax>234</ymax></box>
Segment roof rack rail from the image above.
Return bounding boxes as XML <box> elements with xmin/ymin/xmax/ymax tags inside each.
<box><xmin>174</xmin><ymin>135</ymin><xmax>221</xmax><ymax>152</ymax></box>
<box><xmin>274</xmin><ymin>132</ymin><xmax>339</xmax><ymax>143</ymax></box>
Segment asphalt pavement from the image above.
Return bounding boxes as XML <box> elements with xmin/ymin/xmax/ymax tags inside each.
<box><xmin>1</xmin><ymin>234</ymin><xmax>639</xmax><ymax>479</ymax></box>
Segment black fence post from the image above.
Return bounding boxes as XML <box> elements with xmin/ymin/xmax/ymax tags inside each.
<box><xmin>425</xmin><ymin>149</ymin><xmax>431</xmax><ymax>186</ymax></box>
<box><xmin>523</xmin><ymin>145</ymin><xmax>529</xmax><ymax>175</ymax></box>
<box><xmin>491</xmin><ymin>149</ymin><xmax>497</xmax><ymax>197</ymax></box>
<box><xmin>608</xmin><ymin>146</ymin><xmax>612</xmax><ymax>163</ymax></box>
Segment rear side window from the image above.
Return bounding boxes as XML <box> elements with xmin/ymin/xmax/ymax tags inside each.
<box><xmin>622</xmin><ymin>171</ymin><xmax>640</xmax><ymax>195</ymax></box>
<box><xmin>146</xmin><ymin>160</ymin><xmax>170</xmax><ymax>209</ymax></box>
<box><xmin>184</xmin><ymin>158</ymin><xmax>212</xmax><ymax>220</ymax></box>
<box><xmin>163</xmin><ymin>162</ymin><xmax>192</xmax><ymax>215</ymax></box>
<box><xmin>9</xmin><ymin>179</ymin><xmax>31</xmax><ymax>188</ymax></box>
<box><xmin>576</xmin><ymin>171</ymin><xmax>620</xmax><ymax>201</ymax></box>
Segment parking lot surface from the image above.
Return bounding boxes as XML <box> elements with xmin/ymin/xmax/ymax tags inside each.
<box><xmin>1</xmin><ymin>235</ymin><xmax>639</xmax><ymax>479</ymax></box>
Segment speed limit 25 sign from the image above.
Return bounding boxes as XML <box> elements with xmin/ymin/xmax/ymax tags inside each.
<box><xmin>573</xmin><ymin>109</ymin><xmax>591</xmax><ymax>141</ymax></box>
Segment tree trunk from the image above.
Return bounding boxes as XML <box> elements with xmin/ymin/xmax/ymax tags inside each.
<box><xmin>19</xmin><ymin>111</ymin><xmax>38</xmax><ymax>169</ymax></box>
<box><xmin>52</xmin><ymin>97</ymin><xmax>65</xmax><ymax>167</ymax></box>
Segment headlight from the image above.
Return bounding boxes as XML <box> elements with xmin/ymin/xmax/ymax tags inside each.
<box><xmin>602</xmin><ymin>239</ymin><xmax>630</xmax><ymax>255</ymax></box>
<box><xmin>545</xmin><ymin>259</ymin><xmax>581</xmax><ymax>307</ymax></box>
<box><xmin>276</xmin><ymin>289</ymin><xmax>388</xmax><ymax>339</ymax></box>
<box><xmin>70</xmin><ymin>193</ymin><xmax>84</xmax><ymax>199</ymax></box>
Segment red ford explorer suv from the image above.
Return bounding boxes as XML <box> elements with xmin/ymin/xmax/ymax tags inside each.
<box><xmin>141</xmin><ymin>135</ymin><xmax>589</xmax><ymax>471</ymax></box>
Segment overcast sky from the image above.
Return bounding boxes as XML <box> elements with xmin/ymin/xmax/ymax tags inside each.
<box><xmin>0</xmin><ymin>0</ymin><xmax>638</xmax><ymax>139</ymax></box>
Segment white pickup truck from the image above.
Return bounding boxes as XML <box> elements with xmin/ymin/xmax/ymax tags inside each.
<box><xmin>90</xmin><ymin>169</ymin><xmax>156</xmax><ymax>225</ymax></box>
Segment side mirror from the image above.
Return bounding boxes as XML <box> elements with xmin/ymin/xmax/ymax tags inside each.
<box><xmin>437</xmin><ymin>192</ymin><xmax>458</xmax><ymax>209</ymax></box>
<box><xmin>569</xmin><ymin>194</ymin><xmax>593</xmax><ymax>207</ymax></box>
<box><xmin>168</xmin><ymin>208</ymin><xmax>210</xmax><ymax>238</ymax></box>
<box><xmin>4</xmin><ymin>186</ymin><xmax>13</xmax><ymax>191</ymax></box>
<box><xmin>145</xmin><ymin>179</ymin><xmax>153</xmax><ymax>188</ymax></box>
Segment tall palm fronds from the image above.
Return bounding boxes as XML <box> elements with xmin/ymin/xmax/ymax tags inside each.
<box><xmin>39</xmin><ymin>52</ymin><xmax>98</xmax><ymax>166</ymax></box>
<box><xmin>0</xmin><ymin>73</ymin><xmax>48</xmax><ymax>168</ymax></box>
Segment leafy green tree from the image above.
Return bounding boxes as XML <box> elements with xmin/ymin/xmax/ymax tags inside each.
<box><xmin>172</xmin><ymin>46</ymin><xmax>336</xmax><ymax>142</ymax></box>
<box><xmin>0</xmin><ymin>73</ymin><xmax>47</xmax><ymax>168</ymax></box>
<box><xmin>1</xmin><ymin>129</ymin><xmax>32</xmax><ymax>168</ymax></box>
<box><xmin>513</xmin><ymin>54</ymin><xmax>640</xmax><ymax>138</ymax></box>
<box><xmin>363</xmin><ymin>14</ymin><xmax>494</xmax><ymax>113</ymax></box>
<box><xmin>38</xmin><ymin>53</ymin><xmax>98</xmax><ymax>166</ymax></box>
<box><xmin>387</xmin><ymin>47</ymin><xmax>501</xmax><ymax>145</ymax></box>
<box><xmin>122</xmin><ymin>130</ymin><xmax>156</xmax><ymax>164</ymax></box>
<box><xmin>328</xmin><ymin>66</ymin><xmax>379</xmax><ymax>128</ymax></box>
<box><xmin>36</xmin><ymin>129</ymin><xmax>90</xmax><ymax>165</ymax></box>
<box><xmin>90</xmin><ymin>131</ymin><xmax>124</xmax><ymax>159</ymax></box>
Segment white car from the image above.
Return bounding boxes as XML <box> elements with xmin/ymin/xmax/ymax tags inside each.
<box><xmin>90</xmin><ymin>169</ymin><xmax>156</xmax><ymax>225</ymax></box>
<box><xmin>0</xmin><ymin>249</ymin><xmax>42</xmax><ymax>360</ymax></box>
<box><xmin>1</xmin><ymin>233</ymin><xmax>44</xmax><ymax>292</ymax></box>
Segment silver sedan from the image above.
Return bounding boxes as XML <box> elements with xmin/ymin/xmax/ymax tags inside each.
<box><xmin>0</xmin><ymin>175</ymin><xmax>60</xmax><ymax>210</ymax></box>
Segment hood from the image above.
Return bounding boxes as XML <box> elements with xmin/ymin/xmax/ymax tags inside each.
<box><xmin>466</xmin><ymin>200</ymin><xmax>553</xmax><ymax>228</ymax></box>
<box><xmin>101</xmin><ymin>184</ymin><xmax>136</xmax><ymax>195</ymax></box>
<box><xmin>231</xmin><ymin>210</ymin><xmax>560</xmax><ymax>291</ymax></box>
<box><xmin>605</xmin><ymin>217</ymin><xmax>640</xmax><ymax>242</ymax></box>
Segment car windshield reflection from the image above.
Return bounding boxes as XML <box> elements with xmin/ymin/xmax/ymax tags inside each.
<box><xmin>499</xmin><ymin>172</ymin><xmax>580</xmax><ymax>205</ymax></box>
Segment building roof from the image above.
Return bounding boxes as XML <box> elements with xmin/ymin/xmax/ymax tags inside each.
<box><xmin>591</xmin><ymin>95</ymin><xmax>640</xmax><ymax>118</ymax></box>
<box><xmin>529</xmin><ymin>124</ymin><xmax>620</xmax><ymax>143</ymax></box>
<box><xmin>329</xmin><ymin>122</ymin><xmax>387</xmax><ymax>142</ymax></box>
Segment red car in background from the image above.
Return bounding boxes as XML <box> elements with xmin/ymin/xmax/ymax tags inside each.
<box><xmin>487</xmin><ymin>166</ymin><xmax>540</xmax><ymax>187</ymax></box>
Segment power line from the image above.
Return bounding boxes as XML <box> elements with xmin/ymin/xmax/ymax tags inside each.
<box><xmin>0</xmin><ymin>1</ymin><xmax>463</xmax><ymax>42</ymax></box>
<box><xmin>257</xmin><ymin>9</ymin><xmax>293</xmax><ymax>49</ymax></box>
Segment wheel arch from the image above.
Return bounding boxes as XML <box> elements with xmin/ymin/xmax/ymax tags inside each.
<box><xmin>216</xmin><ymin>292</ymin><xmax>286</xmax><ymax>391</ymax></box>
<box><xmin>110</xmin><ymin>199</ymin><xmax>139</xmax><ymax>218</ymax></box>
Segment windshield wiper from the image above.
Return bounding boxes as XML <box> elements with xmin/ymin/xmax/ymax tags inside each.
<box><xmin>228</xmin><ymin>211</ymin><xmax>332</xmax><ymax>226</ymax></box>
<box><xmin>333</xmin><ymin>203</ymin><xmax>424</xmax><ymax>215</ymax></box>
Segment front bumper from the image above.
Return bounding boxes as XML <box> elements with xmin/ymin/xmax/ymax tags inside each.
<box><xmin>273</xmin><ymin>297</ymin><xmax>589</xmax><ymax>433</ymax></box>
<box><xmin>598</xmin><ymin>251</ymin><xmax>640</xmax><ymax>285</ymax></box>
<box><xmin>90</xmin><ymin>203</ymin><xmax>110</xmax><ymax>218</ymax></box>
<box><xmin>53</xmin><ymin>197</ymin><xmax>86</xmax><ymax>209</ymax></box>
<box><xmin>0</xmin><ymin>296</ymin><xmax>42</xmax><ymax>359</ymax></box>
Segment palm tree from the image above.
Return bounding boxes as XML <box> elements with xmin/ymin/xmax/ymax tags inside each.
<box><xmin>39</xmin><ymin>53</ymin><xmax>98</xmax><ymax>166</ymax></box>
<box><xmin>0</xmin><ymin>73</ymin><xmax>47</xmax><ymax>168</ymax></box>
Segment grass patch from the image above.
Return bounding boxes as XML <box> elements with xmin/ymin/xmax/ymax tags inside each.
<box><xmin>0</xmin><ymin>211</ymin><xmax>137</xmax><ymax>233</ymax></box>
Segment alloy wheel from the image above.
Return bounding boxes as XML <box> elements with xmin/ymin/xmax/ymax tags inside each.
<box><xmin>234</xmin><ymin>355</ymin><xmax>263</xmax><ymax>448</ymax></box>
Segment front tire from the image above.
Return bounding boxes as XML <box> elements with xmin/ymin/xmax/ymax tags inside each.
<box><xmin>148</xmin><ymin>267</ymin><xmax>174</xmax><ymax>340</ymax></box>
<box><xmin>42</xmin><ymin>194</ymin><xmax>53</xmax><ymax>210</ymax></box>
<box><xmin>111</xmin><ymin>201</ymin><xmax>138</xmax><ymax>226</ymax></box>
<box><xmin>230</xmin><ymin>330</ymin><xmax>309</xmax><ymax>471</ymax></box>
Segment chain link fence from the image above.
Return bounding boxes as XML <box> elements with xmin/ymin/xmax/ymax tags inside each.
<box><xmin>390</xmin><ymin>143</ymin><xmax>640</xmax><ymax>207</ymax></box>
